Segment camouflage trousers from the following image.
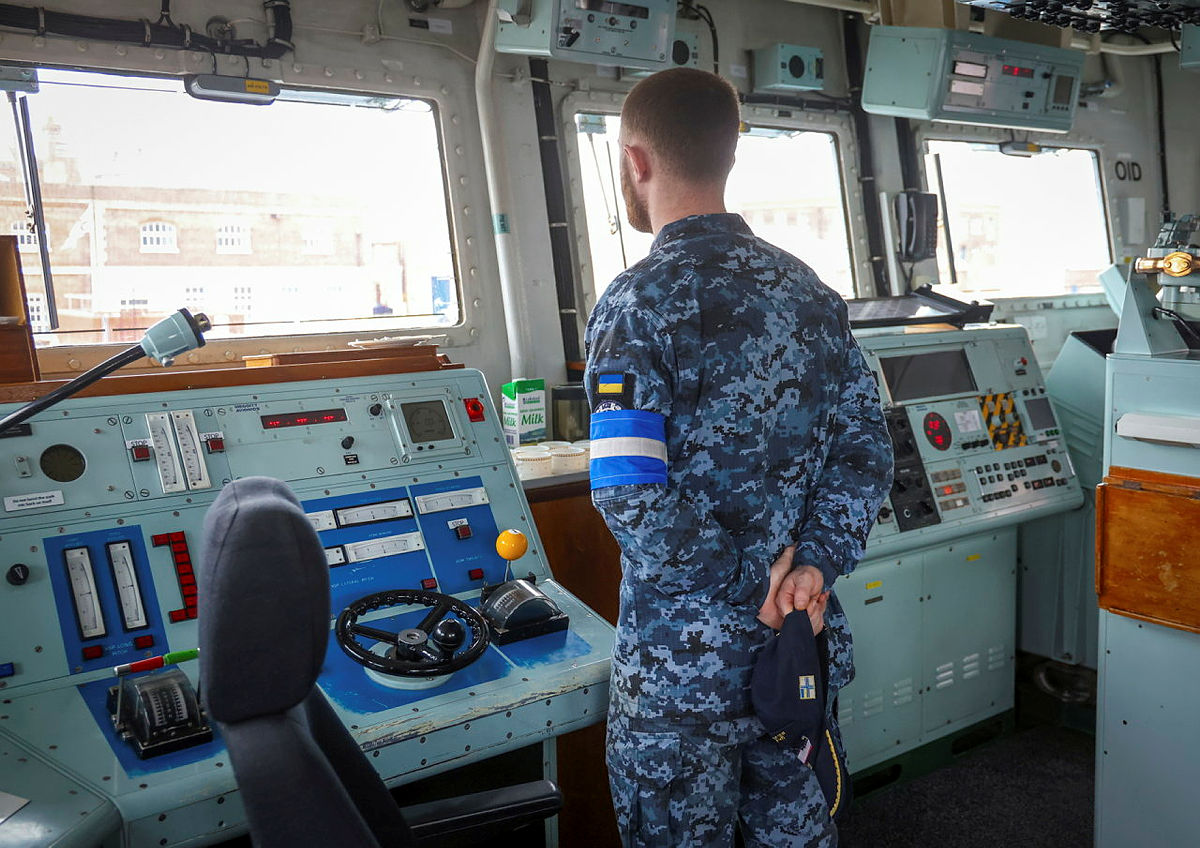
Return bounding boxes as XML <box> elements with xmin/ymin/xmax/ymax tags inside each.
<box><xmin>606</xmin><ymin>707</ymin><xmax>839</xmax><ymax>847</ymax></box>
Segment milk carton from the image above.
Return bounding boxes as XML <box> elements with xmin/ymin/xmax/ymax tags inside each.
<box><xmin>501</xmin><ymin>378</ymin><xmax>546</xmax><ymax>447</ymax></box>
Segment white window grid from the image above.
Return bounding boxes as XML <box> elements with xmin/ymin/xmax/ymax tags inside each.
<box><xmin>25</xmin><ymin>291</ymin><xmax>48</xmax><ymax>331</ymax></box>
<box><xmin>11</xmin><ymin>221</ymin><xmax>39</xmax><ymax>251</ymax></box>
<box><xmin>140</xmin><ymin>221</ymin><xmax>178</xmax><ymax>253</ymax></box>
<box><xmin>216</xmin><ymin>223</ymin><xmax>251</xmax><ymax>255</ymax></box>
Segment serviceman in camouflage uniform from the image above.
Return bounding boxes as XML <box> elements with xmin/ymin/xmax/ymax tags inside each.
<box><xmin>585</xmin><ymin>68</ymin><xmax>893</xmax><ymax>846</ymax></box>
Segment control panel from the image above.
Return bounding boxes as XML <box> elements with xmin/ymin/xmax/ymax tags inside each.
<box><xmin>0</xmin><ymin>369</ymin><xmax>613</xmax><ymax>846</ymax></box>
<box><xmin>496</xmin><ymin>0</ymin><xmax>677</xmax><ymax>71</ymax></box>
<box><xmin>860</xmin><ymin>325</ymin><xmax>1083</xmax><ymax>557</ymax></box>
<box><xmin>861</xmin><ymin>26</ymin><xmax>1084</xmax><ymax>133</ymax></box>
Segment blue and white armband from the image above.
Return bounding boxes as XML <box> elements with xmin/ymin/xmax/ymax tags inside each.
<box><xmin>589</xmin><ymin>409</ymin><xmax>668</xmax><ymax>489</ymax></box>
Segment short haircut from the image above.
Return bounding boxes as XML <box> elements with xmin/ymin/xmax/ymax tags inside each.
<box><xmin>621</xmin><ymin>68</ymin><xmax>740</xmax><ymax>183</ymax></box>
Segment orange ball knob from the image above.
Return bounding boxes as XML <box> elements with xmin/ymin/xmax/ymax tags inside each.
<box><xmin>495</xmin><ymin>529</ymin><xmax>528</xmax><ymax>562</ymax></box>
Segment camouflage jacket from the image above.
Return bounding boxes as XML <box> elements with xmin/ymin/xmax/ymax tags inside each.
<box><xmin>585</xmin><ymin>213</ymin><xmax>893</xmax><ymax>727</ymax></box>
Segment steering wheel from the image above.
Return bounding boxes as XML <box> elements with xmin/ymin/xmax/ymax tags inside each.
<box><xmin>334</xmin><ymin>589</ymin><xmax>490</xmax><ymax>677</ymax></box>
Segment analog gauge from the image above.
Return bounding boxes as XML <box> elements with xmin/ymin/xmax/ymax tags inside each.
<box><xmin>923</xmin><ymin>412</ymin><xmax>952</xmax><ymax>451</ymax></box>
<box><xmin>40</xmin><ymin>444</ymin><xmax>86</xmax><ymax>482</ymax></box>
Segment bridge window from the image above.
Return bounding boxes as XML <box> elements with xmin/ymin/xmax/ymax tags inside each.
<box><xmin>924</xmin><ymin>140</ymin><xmax>1110</xmax><ymax>297</ymax></box>
<box><xmin>574</xmin><ymin>113</ymin><xmax>856</xmax><ymax>301</ymax></box>
<box><xmin>8</xmin><ymin>69</ymin><xmax>457</xmax><ymax>345</ymax></box>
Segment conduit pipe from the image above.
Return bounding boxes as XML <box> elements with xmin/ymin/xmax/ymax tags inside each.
<box><xmin>475</xmin><ymin>0</ymin><xmax>533</xmax><ymax>381</ymax></box>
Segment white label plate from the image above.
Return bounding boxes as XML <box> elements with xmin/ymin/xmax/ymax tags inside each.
<box><xmin>4</xmin><ymin>490</ymin><xmax>65</xmax><ymax>512</ymax></box>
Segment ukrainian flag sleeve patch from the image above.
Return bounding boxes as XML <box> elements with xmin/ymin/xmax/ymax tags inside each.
<box><xmin>597</xmin><ymin>374</ymin><xmax>625</xmax><ymax>394</ymax></box>
<box><xmin>589</xmin><ymin>409</ymin><xmax>668</xmax><ymax>489</ymax></box>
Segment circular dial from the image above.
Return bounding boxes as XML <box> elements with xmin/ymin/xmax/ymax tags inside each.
<box><xmin>39</xmin><ymin>444</ymin><xmax>86</xmax><ymax>482</ymax></box>
<box><xmin>922</xmin><ymin>412</ymin><xmax>952</xmax><ymax>451</ymax></box>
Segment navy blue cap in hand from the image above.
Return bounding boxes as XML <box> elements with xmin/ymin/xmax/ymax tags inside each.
<box><xmin>751</xmin><ymin>609</ymin><xmax>850</xmax><ymax>820</ymax></box>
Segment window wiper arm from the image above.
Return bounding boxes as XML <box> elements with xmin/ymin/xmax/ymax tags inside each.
<box><xmin>8</xmin><ymin>90</ymin><xmax>57</xmax><ymax>329</ymax></box>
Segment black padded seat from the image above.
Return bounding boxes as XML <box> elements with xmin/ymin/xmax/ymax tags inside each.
<box><xmin>198</xmin><ymin>477</ymin><xmax>560</xmax><ymax>847</ymax></box>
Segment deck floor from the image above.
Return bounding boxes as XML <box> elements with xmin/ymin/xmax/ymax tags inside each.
<box><xmin>839</xmin><ymin>725</ymin><xmax>1095</xmax><ymax>848</ymax></box>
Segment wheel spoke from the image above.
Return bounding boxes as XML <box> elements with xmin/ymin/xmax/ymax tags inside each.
<box><xmin>350</xmin><ymin>623</ymin><xmax>400</xmax><ymax>643</ymax></box>
<box><xmin>416</xmin><ymin>600</ymin><xmax>452</xmax><ymax>635</ymax></box>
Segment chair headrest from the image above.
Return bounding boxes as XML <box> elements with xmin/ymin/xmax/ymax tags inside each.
<box><xmin>198</xmin><ymin>477</ymin><xmax>330</xmax><ymax>724</ymax></box>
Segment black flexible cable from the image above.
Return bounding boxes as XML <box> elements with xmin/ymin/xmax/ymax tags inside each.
<box><xmin>678</xmin><ymin>1</ymin><xmax>718</xmax><ymax>74</ymax></box>
<box><xmin>0</xmin><ymin>1</ymin><xmax>293</xmax><ymax>59</ymax></box>
<box><xmin>842</xmin><ymin>13</ymin><xmax>890</xmax><ymax>296</ymax></box>
<box><xmin>1153</xmin><ymin>53</ymin><xmax>1170</xmax><ymax>215</ymax></box>
<box><xmin>1153</xmin><ymin>306</ymin><xmax>1200</xmax><ymax>347</ymax></box>
<box><xmin>0</xmin><ymin>343</ymin><xmax>146</xmax><ymax>436</ymax></box>
<box><xmin>694</xmin><ymin>4</ymin><xmax>718</xmax><ymax>75</ymax></box>
<box><xmin>1115</xmin><ymin>31</ymin><xmax>1170</xmax><ymax>216</ymax></box>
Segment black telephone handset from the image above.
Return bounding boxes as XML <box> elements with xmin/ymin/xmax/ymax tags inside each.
<box><xmin>894</xmin><ymin>191</ymin><xmax>939</xmax><ymax>262</ymax></box>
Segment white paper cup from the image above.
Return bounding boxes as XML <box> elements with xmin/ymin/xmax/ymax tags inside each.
<box><xmin>550</xmin><ymin>446</ymin><xmax>587</xmax><ymax>474</ymax></box>
<box><xmin>516</xmin><ymin>453</ymin><xmax>552</xmax><ymax>479</ymax></box>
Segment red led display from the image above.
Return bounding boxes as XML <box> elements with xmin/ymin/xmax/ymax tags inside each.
<box><xmin>260</xmin><ymin>408</ymin><xmax>348</xmax><ymax>430</ymax></box>
<box><xmin>1002</xmin><ymin>64</ymin><xmax>1034</xmax><ymax>78</ymax></box>
<box><xmin>923</xmin><ymin>412</ymin><xmax>952</xmax><ymax>451</ymax></box>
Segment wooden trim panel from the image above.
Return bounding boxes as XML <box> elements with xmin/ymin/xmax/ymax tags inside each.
<box><xmin>1096</xmin><ymin>466</ymin><xmax>1200</xmax><ymax>635</ymax></box>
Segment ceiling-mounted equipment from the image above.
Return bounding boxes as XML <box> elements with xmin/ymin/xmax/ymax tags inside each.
<box><xmin>624</xmin><ymin>29</ymin><xmax>699</xmax><ymax>78</ymax></box>
<box><xmin>495</xmin><ymin>0</ymin><xmax>677</xmax><ymax>70</ymax></box>
<box><xmin>1183</xmin><ymin>25</ymin><xmax>1200</xmax><ymax>72</ymax></box>
<box><xmin>861</xmin><ymin>27</ymin><xmax>1083</xmax><ymax>133</ymax></box>
<box><xmin>956</xmin><ymin>0</ymin><xmax>1200</xmax><ymax>35</ymax></box>
<box><xmin>183</xmin><ymin>74</ymin><xmax>280</xmax><ymax>105</ymax></box>
<box><xmin>752</xmin><ymin>43</ymin><xmax>824</xmax><ymax>92</ymax></box>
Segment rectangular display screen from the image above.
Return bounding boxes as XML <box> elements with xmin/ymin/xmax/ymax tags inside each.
<box><xmin>949</xmin><ymin>79</ymin><xmax>985</xmax><ymax>97</ymax></box>
<box><xmin>575</xmin><ymin>0</ymin><xmax>650</xmax><ymax>19</ymax></box>
<box><xmin>1002</xmin><ymin>64</ymin><xmax>1034</xmax><ymax>78</ymax></box>
<box><xmin>952</xmin><ymin>60</ymin><xmax>988</xmax><ymax>79</ymax></box>
<box><xmin>879</xmin><ymin>350</ymin><xmax>978</xmax><ymax>403</ymax></box>
<box><xmin>401</xmin><ymin>401</ymin><xmax>455</xmax><ymax>443</ymax></box>
<box><xmin>1024</xmin><ymin>397</ymin><xmax>1057</xmax><ymax>431</ymax></box>
<box><xmin>1052</xmin><ymin>75</ymin><xmax>1074</xmax><ymax>106</ymax></box>
<box><xmin>260</xmin><ymin>408</ymin><xmax>348</xmax><ymax>430</ymax></box>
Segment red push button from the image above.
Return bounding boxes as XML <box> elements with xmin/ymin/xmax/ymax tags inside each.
<box><xmin>168</xmin><ymin>609</ymin><xmax>188</xmax><ymax>623</ymax></box>
<box><xmin>421</xmin><ymin>578</ymin><xmax>438</xmax><ymax>590</ymax></box>
<box><xmin>468</xmin><ymin>568</ymin><xmax>485</xmax><ymax>581</ymax></box>
<box><xmin>134</xmin><ymin>635</ymin><xmax>155</xmax><ymax>650</ymax></box>
<box><xmin>130</xmin><ymin>444</ymin><xmax>151</xmax><ymax>462</ymax></box>
<box><xmin>82</xmin><ymin>645</ymin><xmax>104</xmax><ymax>661</ymax></box>
<box><xmin>206</xmin><ymin>437</ymin><xmax>225</xmax><ymax>453</ymax></box>
<box><xmin>454</xmin><ymin>524</ymin><xmax>473</xmax><ymax>540</ymax></box>
<box><xmin>464</xmin><ymin>398</ymin><xmax>486</xmax><ymax>423</ymax></box>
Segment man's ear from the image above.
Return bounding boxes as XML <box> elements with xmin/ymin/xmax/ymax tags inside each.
<box><xmin>623</xmin><ymin>143</ymin><xmax>652</xmax><ymax>183</ymax></box>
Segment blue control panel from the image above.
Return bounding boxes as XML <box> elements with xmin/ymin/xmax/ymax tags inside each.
<box><xmin>0</xmin><ymin>368</ymin><xmax>614</xmax><ymax>847</ymax></box>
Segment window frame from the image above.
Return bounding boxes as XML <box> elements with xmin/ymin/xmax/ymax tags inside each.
<box><xmin>916</xmin><ymin>123</ymin><xmax>1116</xmax><ymax>302</ymax></box>
<box><xmin>21</xmin><ymin>64</ymin><xmax>481</xmax><ymax>377</ymax></box>
<box><xmin>558</xmin><ymin>91</ymin><xmax>873</xmax><ymax>320</ymax></box>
